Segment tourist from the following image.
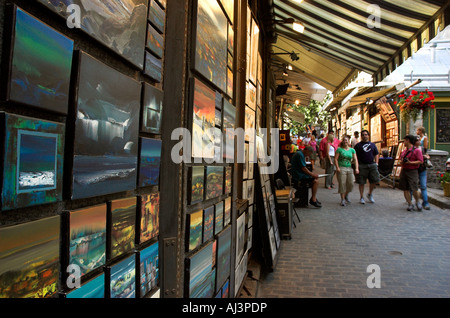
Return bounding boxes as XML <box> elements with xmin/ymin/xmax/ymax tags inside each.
<box><xmin>335</xmin><ymin>136</ymin><xmax>359</xmax><ymax>206</ymax></box>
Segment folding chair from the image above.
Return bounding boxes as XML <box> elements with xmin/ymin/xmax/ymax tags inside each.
<box><xmin>378</xmin><ymin>158</ymin><xmax>395</xmax><ymax>187</ymax></box>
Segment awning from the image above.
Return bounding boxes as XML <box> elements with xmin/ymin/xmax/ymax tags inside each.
<box><xmin>268</xmin><ymin>0</ymin><xmax>450</xmax><ymax>91</ymax></box>
<box><xmin>348</xmin><ymin>86</ymin><xmax>397</xmax><ymax>107</ymax></box>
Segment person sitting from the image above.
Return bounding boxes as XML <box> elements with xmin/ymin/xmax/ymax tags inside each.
<box><xmin>380</xmin><ymin>150</ymin><xmax>392</xmax><ymax>159</ymax></box>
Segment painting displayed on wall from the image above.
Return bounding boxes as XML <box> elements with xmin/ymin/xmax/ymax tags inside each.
<box><xmin>246</xmin><ymin>82</ymin><xmax>257</xmax><ymax>111</ymax></box>
<box><xmin>141</xmin><ymin>83</ymin><xmax>163</xmax><ymax>134</ymax></box>
<box><xmin>249</xmin><ymin>17</ymin><xmax>259</xmax><ymax>85</ymax></box>
<box><xmin>190</xmin><ymin>166</ymin><xmax>204</xmax><ymax>204</ymax></box>
<box><xmin>110</xmin><ymin>255</ymin><xmax>136</xmax><ymax>298</ymax></box>
<box><xmin>227</xmin><ymin>68</ymin><xmax>233</xmax><ymax>98</ymax></box>
<box><xmin>206</xmin><ymin>166</ymin><xmax>224</xmax><ymax>200</ymax></box>
<box><xmin>225</xmin><ymin>166</ymin><xmax>232</xmax><ymax>194</ymax></box>
<box><xmin>139</xmin><ymin>137</ymin><xmax>162</xmax><ymax>187</ymax></box>
<box><xmin>146</xmin><ymin>23</ymin><xmax>164</xmax><ymax>59</ymax></box>
<box><xmin>228</xmin><ymin>23</ymin><xmax>234</xmax><ymax>53</ymax></box>
<box><xmin>37</xmin><ymin>0</ymin><xmax>147</xmax><ymax>69</ymax></box>
<box><xmin>187</xmin><ymin>210</ymin><xmax>203</xmax><ymax>252</ymax></box>
<box><xmin>109</xmin><ymin>197</ymin><xmax>136</xmax><ymax>260</ymax></box>
<box><xmin>220</xmin><ymin>0</ymin><xmax>234</xmax><ymax>24</ymax></box>
<box><xmin>72</xmin><ymin>52</ymin><xmax>140</xmax><ymax>200</ymax></box>
<box><xmin>66</xmin><ymin>273</ymin><xmax>105</xmax><ymax>298</ymax></box>
<box><xmin>192</xmin><ymin>78</ymin><xmax>216</xmax><ymax>159</ymax></box>
<box><xmin>0</xmin><ymin>215</ymin><xmax>60</xmax><ymax>298</ymax></box>
<box><xmin>203</xmin><ymin>206</ymin><xmax>214</xmax><ymax>243</ymax></box>
<box><xmin>69</xmin><ymin>204</ymin><xmax>107</xmax><ymax>277</ymax></box>
<box><xmin>245</xmin><ymin>106</ymin><xmax>256</xmax><ymax>142</ymax></box>
<box><xmin>235</xmin><ymin>212</ymin><xmax>246</xmax><ymax>267</ymax></box>
<box><xmin>222</xmin><ymin>99</ymin><xmax>235</xmax><ymax>160</ymax></box>
<box><xmin>156</xmin><ymin>0</ymin><xmax>166</xmax><ymax>9</ymax></box>
<box><xmin>1</xmin><ymin>113</ymin><xmax>65</xmax><ymax>211</ymax></box>
<box><xmin>221</xmin><ymin>279</ymin><xmax>229</xmax><ymax>298</ymax></box>
<box><xmin>139</xmin><ymin>193</ymin><xmax>159</xmax><ymax>244</ymax></box>
<box><xmin>186</xmin><ymin>241</ymin><xmax>215</xmax><ymax>298</ymax></box>
<box><xmin>7</xmin><ymin>7</ymin><xmax>73</xmax><ymax>114</ymax></box>
<box><xmin>195</xmin><ymin>0</ymin><xmax>227</xmax><ymax>93</ymax></box>
<box><xmin>144</xmin><ymin>51</ymin><xmax>162</xmax><ymax>82</ymax></box>
<box><xmin>216</xmin><ymin>225</ymin><xmax>231</xmax><ymax>292</ymax></box>
<box><xmin>214</xmin><ymin>201</ymin><xmax>224</xmax><ymax>235</ymax></box>
<box><xmin>224</xmin><ymin>197</ymin><xmax>231</xmax><ymax>226</ymax></box>
<box><xmin>139</xmin><ymin>242</ymin><xmax>159</xmax><ymax>297</ymax></box>
<box><xmin>149</xmin><ymin>0</ymin><xmax>166</xmax><ymax>34</ymax></box>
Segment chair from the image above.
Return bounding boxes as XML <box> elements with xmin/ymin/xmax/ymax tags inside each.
<box><xmin>378</xmin><ymin>158</ymin><xmax>395</xmax><ymax>187</ymax></box>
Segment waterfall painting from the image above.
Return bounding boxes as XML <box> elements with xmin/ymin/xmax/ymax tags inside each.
<box><xmin>72</xmin><ymin>52</ymin><xmax>140</xmax><ymax>200</ymax></box>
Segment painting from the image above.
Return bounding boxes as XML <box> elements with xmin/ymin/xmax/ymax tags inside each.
<box><xmin>192</xmin><ymin>78</ymin><xmax>216</xmax><ymax>159</ymax></box>
<box><xmin>149</xmin><ymin>0</ymin><xmax>165</xmax><ymax>34</ymax></box>
<box><xmin>195</xmin><ymin>0</ymin><xmax>227</xmax><ymax>93</ymax></box>
<box><xmin>221</xmin><ymin>279</ymin><xmax>229</xmax><ymax>298</ymax></box>
<box><xmin>8</xmin><ymin>7</ymin><xmax>73</xmax><ymax>114</ymax></box>
<box><xmin>139</xmin><ymin>137</ymin><xmax>162</xmax><ymax>187</ymax></box>
<box><xmin>146</xmin><ymin>23</ymin><xmax>164</xmax><ymax>59</ymax></box>
<box><xmin>246</xmin><ymin>82</ymin><xmax>257</xmax><ymax>111</ymax></box>
<box><xmin>190</xmin><ymin>166</ymin><xmax>204</xmax><ymax>204</ymax></box>
<box><xmin>72</xmin><ymin>52</ymin><xmax>140</xmax><ymax>200</ymax></box>
<box><xmin>139</xmin><ymin>193</ymin><xmax>159</xmax><ymax>243</ymax></box>
<box><xmin>224</xmin><ymin>197</ymin><xmax>231</xmax><ymax>226</ymax></box>
<box><xmin>222</xmin><ymin>99</ymin><xmax>235</xmax><ymax>160</ymax></box>
<box><xmin>155</xmin><ymin>0</ymin><xmax>166</xmax><ymax>9</ymax></box>
<box><xmin>214</xmin><ymin>201</ymin><xmax>224</xmax><ymax>235</ymax></box>
<box><xmin>141</xmin><ymin>83</ymin><xmax>163</xmax><ymax>134</ymax></box>
<box><xmin>220</xmin><ymin>0</ymin><xmax>234</xmax><ymax>24</ymax></box>
<box><xmin>0</xmin><ymin>215</ymin><xmax>60</xmax><ymax>298</ymax></box>
<box><xmin>37</xmin><ymin>0</ymin><xmax>147</xmax><ymax>69</ymax></box>
<box><xmin>110</xmin><ymin>255</ymin><xmax>136</xmax><ymax>298</ymax></box>
<box><xmin>206</xmin><ymin>166</ymin><xmax>224</xmax><ymax>200</ymax></box>
<box><xmin>235</xmin><ymin>212</ymin><xmax>246</xmax><ymax>266</ymax></box>
<box><xmin>69</xmin><ymin>204</ymin><xmax>107</xmax><ymax>277</ymax></box>
<box><xmin>225</xmin><ymin>166</ymin><xmax>232</xmax><ymax>194</ymax></box>
<box><xmin>66</xmin><ymin>274</ymin><xmax>105</xmax><ymax>298</ymax></box>
<box><xmin>203</xmin><ymin>206</ymin><xmax>214</xmax><ymax>243</ymax></box>
<box><xmin>144</xmin><ymin>51</ymin><xmax>162</xmax><ymax>82</ymax></box>
<box><xmin>1</xmin><ymin>113</ymin><xmax>64</xmax><ymax>211</ymax></box>
<box><xmin>245</xmin><ymin>106</ymin><xmax>256</xmax><ymax>142</ymax></box>
<box><xmin>249</xmin><ymin>17</ymin><xmax>259</xmax><ymax>85</ymax></box>
<box><xmin>216</xmin><ymin>225</ymin><xmax>231</xmax><ymax>292</ymax></box>
<box><xmin>227</xmin><ymin>68</ymin><xmax>233</xmax><ymax>98</ymax></box>
<box><xmin>110</xmin><ymin>197</ymin><xmax>136</xmax><ymax>260</ymax></box>
<box><xmin>139</xmin><ymin>242</ymin><xmax>159</xmax><ymax>297</ymax></box>
<box><xmin>187</xmin><ymin>210</ymin><xmax>203</xmax><ymax>252</ymax></box>
<box><xmin>186</xmin><ymin>241</ymin><xmax>215</xmax><ymax>298</ymax></box>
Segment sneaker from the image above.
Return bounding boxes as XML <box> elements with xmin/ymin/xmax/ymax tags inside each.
<box><xmin>360</xmin><ymin>198</ymin><xmax>366</xmax><ymax>204</ymax></box>
<box><xmin>309</xmin><ymin>199</ymin><xmax>322</xmax><ymax>208</ymax></box>
<box><xmin>416</xmin><ymin>202</ymin><xmax>423</xmax><ymax>212</ymax></box>
<box><xmin>423</xmin><ymin>202</ymin><xmax>430</xmax><ymax>210</ymax></box>
<box><xmin>367</xmin><ymin>193</ymin><xmax>375</xmax><ymax>203</ymax></box>
<box><xmin>340</xmin><ymin>200</ymin><xmax>346</xmax><ymax>207</ymax></box>
<box><xmin>407</xmin><ymin>204</ymin><xmax>414</xmax><ymax>211</ymax></box>
<box><xmin>345</xmin><ymin>195</ymin><xmax>351</xmax><ymax>204</ymax></box>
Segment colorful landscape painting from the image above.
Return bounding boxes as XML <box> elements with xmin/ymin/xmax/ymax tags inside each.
<box><xmin>225</xmin><ymin>166</ymin><xmax>232</xmax><ymax>194</ymax></box>
<box><xmin>140</xmin><ymin>193</ymin><xmax>160</xmax><ymax>243</ymax></box>
<box><xmin>149</xmin><ymin>0</ymin><xmax>165</xmax><ymax>33</ymax></box>
<box><xmin>139</xmin><ymin>242</ymin><xmax>159</xmax><ymax>297</ymax></box>
<box><xmin>224</xmin><ymin>197</ymin><xmax>231</xmax><ymax>226</ymax></box>
<box><xmin>192</xmin><ymin>78</ymin><xmax>216</xmax><ymax>159</ymax></box>
<box><xmin>187</xmin><ymin>241</ymin><xmax>215</xmax><ymax>298</ymax></box>
<box><xmin>69</xmin><ymin>204</ymin><xmax>107</xmax><ymax>277</ymax></box>
<box><xmin>37</xmin><ymin>0</ymin><xmax>147</xmax><ymax>69</ymax></box>
<box><xmin>146</xmin><ymin>23</ymin><xmax>164</xmax><ymax>59</ymax></box>
<box><xmin>72</xmin><ymin>52</ymin><xmax>140</xmax><ymax>200</ymax></box>
<box><xmin>187</xmin><ymin>210</ymin><xmax>203</xmax><ymax>252</ymax></box>
<box><xmin>141</xmin><ymin>83</ymin><xmax>163</xmax><ymax>134</ymax></box>
<box><xmin>110</xmin><ymin>197</ymin><xmax>137</xmax><ymax>260</ymax></box>
<box><xmin>190</xmin><ymin>166</ymin><xmax>204</xmax><ymax>204</ymax></box>
<box><xmin>1</xmin><ymin>113</ymin><xmax>64</xmax><ymax>211</ymax></box>
<box><xmin>0</xmin><ymin>215</ymin><xmax>60</xmax><ymax>298</ymax></box>
<box><xmin>195</xmin><ymin>0</ymin><xmax>227</xmax><ymax>92</ymax></box>
<box><xmin>206</xmin><ymin>166</ymin><xmax>224</xmax><ymax>200</ymax></box>
<box><xmin>216</xmin><ymin>225</ymin><xmax>231</xmax><ymax>291</ymax></box>
<box><xmin>139</xmin><ymin>138</ymin><xmax>162</xmax><ymax>187</ymax></box>
<box><xmin>203</xmin><ymin>206</ymin><xmax>214</xmax><ymax>243</ymax></box>
<box><xmin>214</xmin><ymin>201</ymin><xmax>224</xmax><ymax>235</ymax></box>
<box><xmin>110</xmin><ymin>255</ymin><xmax>136</xmax><ymax>298</ymax></box>
<box><xmin>144</xmin><ymin>51</ymin><xmax>162</xmax><ymax>82</ymax></box>
<box><xmin>222</xmin><ymin>99</ymin><xmax>235</xmax><ymax>160</ymax></box>
<box><xmin>66</xmin><ymin>273</ymin><xmax>105</xmax><ymax>298</ymax></box>
<box><xmin>9</xmin><ymin>7</ymin><xmax>73</xmax><ymax>113</ymax></box>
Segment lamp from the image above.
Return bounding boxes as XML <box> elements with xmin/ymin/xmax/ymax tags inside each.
<box><xmin>273</xmin><ymin>17</ymin><xmax>305</xmax><ymax>34</ymax></box>
<box><xmin>272</xmin><ymin>51</ymin><xmax>300</xmax><ymax>61</ymax></box>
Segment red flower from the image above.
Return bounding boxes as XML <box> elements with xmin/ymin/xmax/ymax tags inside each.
<box><xmin>431</xmin><ymin>105</ymin><xmax>435</xmax><ymax>109</ymax></box>
<box><xmin>411</xmin><ymin>90</ymin><xmax>418</xmax><ymax>95</ymax></box>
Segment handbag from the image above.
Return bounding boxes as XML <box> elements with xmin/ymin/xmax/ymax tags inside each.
<box><xmin>425</xmin><ymin>158</ymin><xmax>433</xmax><ymax>168</ymax></box>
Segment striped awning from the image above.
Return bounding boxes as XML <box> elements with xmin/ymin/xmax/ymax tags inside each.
<box><xmin>269</xmin><ymin>0</ymin><xmax>450</xmax><ymax>95</ymax></box>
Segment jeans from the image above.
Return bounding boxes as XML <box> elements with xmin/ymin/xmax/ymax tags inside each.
<box><xmin>419</xmin><ymin>169</ymin><xmax>429</xmax><ymax>205</ymax></box>
<box><xmin>325</xmin><ymin>157</ymin><xmax>335</xmax><ymax>188</ymax></box>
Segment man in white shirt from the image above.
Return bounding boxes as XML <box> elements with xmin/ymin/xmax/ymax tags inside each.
<box><xmin>351</xmin><ymin>131</ymin><xmax>359</xmax><ymax>148</ymax></box>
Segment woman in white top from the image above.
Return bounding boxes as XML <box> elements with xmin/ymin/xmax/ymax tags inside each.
<box><xmin>325</xmin><ymin>133</ymin><xmax>336</xmax><ymax>189</ymax></box>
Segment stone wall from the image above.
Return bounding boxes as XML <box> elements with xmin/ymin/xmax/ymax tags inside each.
<box><xmin>427</xmin><ymin>150</ymin><xmax>449</xmax><ymax>189</ymax></box>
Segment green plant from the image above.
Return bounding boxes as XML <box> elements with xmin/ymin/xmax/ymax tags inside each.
<box><xmin>437</xmin><ymin>171</ymin><xmax>450</xmax><ymax>183</ymax></box>
<box><xmin>395</xmin><ymin>90</ymin><xmax>435</xmax><ymax>123</ymax></box>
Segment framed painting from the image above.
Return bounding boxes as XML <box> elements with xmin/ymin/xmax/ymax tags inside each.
<box><xmin>224</xmin><ymin>197</ymin><xmax>231</xmax><ymax>226</ymax></box>
<box><xmin>227</xmin><ymin>67</ymin><xmax>234</xmax><ymax>99</ymax></box>
<box><xmin>206</xmin><ymin>166</ymin><xmax>224</xmax><ymax>200</ymax></box>
<box><xmin>222</xmin><ymin>99</ymin><xmax>236</xmax><ymax>160</ymax></box>
<box><xmin>139</xmin><ymin>193</ymin><xmax>160</xmax><ymax>244</ymax></box>
<box><xmin>1</xmin><ymin>113</ymin><xmax>65</xmax><ymax>211</ymax></box>
<box><xmin>155</xmin><ymin>0</ymin><xmax>166</xmax><ymax>9</ymax></box>
<box><xmin>66</xmin><ymin>273</ymin><xmax>105</xmax><ymax>299</ymax></box>
<box><xmin>139</xmin><ymin>137</ymin><xmax>162</xmax><ymax>187</ymax></box>
<box><xmin>109</xmin><ymin>255</ymin><xmax>136</xmax><ymax>298</ymax></box>
<box><xmin>146</xmin><ymin>22</ymin><xmax>164</xmax><ymax>59</ymax></box>
<box><xmin>187</xmin><ymin>210</ymin><xmax>203</xmax><ymax>252</ymax></box>
<box><xmin>109</xmin><ymin>197</ymin><xmax>137</xmax><ymax>260</ymax></box>
<box><xmin>141</xmin><ymin>82</ymin><xmax>163</xmax><ymax>134</ymax></box>
<box><xmin>216</xmin><ymin>225</ymin><xmax>231</xmax><ymax>292</ymax></box>
<box><xmin>221</xmin><ymin>0</ymin><xmax>234</xmax><ymax>24</ymax></box>
<box><xmin>249</xmin><ymin>17</ymin><xmax>259</xmax><ymax>85</ymax></box>
<box><xmin>67</xmin><ymin>204</ymin><xmax>107</xmax><ymax>277</ymax></box>
<box><xmin>225</xmin><ymin>166</ymin><xmax>232</xmax><ymax>194</ymax></box>
<box><xmin>246</xmin><ymin>82</ymin><xmax>256</xmax><ymax>111</ymax></box>
<box><xmin>0</xmin><ymin>215</ymin><xmax>60</xmax><ymax>298</ymax></box>
<box><xmin>72</xmin><ymin>52</ymin><xmax>140</xmax><ymax>200</ymax></box>
<box><xmin>149</xmin><ymin>0</ymin><xmax>166</xmax><ymax>34</ymax></box>
<box><xmin>221</xmin><ymin>279</ymin><xmax>229</xmax><ymax>298</ymax></box>
<box><xmin>194</xmin><ymin>0</ymin><xmax>227</xmax><ymax>93</ymax></box>
<box><xmin>203</xmin><ymin>206</ymin><xmax>215</xmax><ymax>243</ymax></box>
<box><xmin>186</xmin><ymin>241</ymin><xmax>215</xmax><ymax>298</ymax></box>
<box><xmin>235</xmin><ymin>212</ymin><xmax>246</xmax><ymax>267</ymax></box>
<box><xmin>214</xmin><ymin>201</ymin><xmax>224</xmax><ymax>235</ymax></box>
<box><xmin>37</xmin><ymin>0</ymin><xmax>147</xmax><ymax>69</ymax></box>
<box><xmin>6</xmin><ymin>6</ymin><xmax>73</xmax><ymax>114</ymax></box>
<box><xmin>139</xmin><ymin>242</ymin><xmax>159</xmax><ymax>297</ymax></box>
<box><xmin>144</xmin><ymin>50</ymin><xmax>162</xmax><ymax>83</ymax></box>
<box><xmin>190</xmin><ymin>166</ymin><xmax>205</xmax><ymax>204</ymax></box>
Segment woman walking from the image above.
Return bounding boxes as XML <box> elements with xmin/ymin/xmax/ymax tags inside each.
<box><xmin>335</xmin><ymin>136</ymin><xmax>359</xmax><ymax>206</ymax></box>
<box><xmin>325</xmin><ymin>133</ymin><xmax>336</xmax><ymax>189</ymax></box>
<box><xmin>308</xmin><ymin>134</ymin><xmax>318</xmax><ymax>170</ymax></box>
<box><xmin>416</xmin><ymin>127</ymin><xmax>431</xmax><ymax>210</ymax></box>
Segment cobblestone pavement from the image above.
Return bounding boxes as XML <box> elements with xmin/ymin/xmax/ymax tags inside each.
<box><xmin>257</xmin><ymin>168</ymin><xmax>450</xmax><ymax>298</ymax></box>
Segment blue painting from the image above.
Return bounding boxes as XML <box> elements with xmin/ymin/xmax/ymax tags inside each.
<box><xmin>9</xmin><ymin>7</ymin><xmax>73</xmax><ymax>114</ymax></box>
<box><xmin>1</xmin><ymin>113</ymin><xmax>64</xmax><ymax>211</ymax></box>
<box><xmin>66</xmin><ymin>274</ymin><xmax>105</xmax><ymax>298</ymax></box>
<box><xmin>139</xmin><ymin>138</ymin><xmax>162</xmax><ymax>187</ymax></box>
<box><xmin>203</xmin><ymin>206</ymin><xmax>214</xmax><ymax>243</ymax></box>
<box><xmin>110</xmin><ymin>255</ymin><xmax>136</xmax><ymax>298</ymax></box>
<box><xmin>149</xmin><ymin>0</ymin><xmax>165</xmax><ymax>34</ymax></box>
<box><xmin>141</xmin><ymin>83</ymin><xmax>163</xmax><ymax>134</ymax></box>
<box><xmin>188</xmin><ymin>241</ymin><xmax>215</xmax><ymax>298</ymax></box>
<box><xmin>144</xmin><ymin>51</ymin><xmax>162</xmax><ymax>82</ymax></box>
<box><xmin>72</xmin><ymin>52</ymin><xmax>140</xmax><ymax>200</ymax></box>
<box><xmin>146</xmin><ymin>23</ymin><xmax>164</xmax><ymax>59</ymax></box>
<box><xmin>139</xmin><ymin>242</ymin><xmax>159</xmax><ymax>297</ymax></box>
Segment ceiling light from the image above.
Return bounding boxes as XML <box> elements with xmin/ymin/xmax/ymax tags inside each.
<box><xmin>295</xmin><ymin>100</ymin><xmax>300</xmax><ymax>105</ymax></box>
<box><xmin>283</xmin><ymin>71</ymin><xmax>289</xmax><ymax>76</ymax></box>
<box><xmin>287</xmin><ymin>64</ymin><xmax>293</xmax><ymax>70</ymax></box>
<box><xmin>293</xmin><ymin>22</ymin><xmax>305</xmax><ymax>33</ymax></box>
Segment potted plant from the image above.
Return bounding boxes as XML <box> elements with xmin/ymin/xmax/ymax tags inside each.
<box><xmin>437</xmin><ymin>171</ymin><xmax>450</xmax><ymax>197</ymax></box>
<box><xmin>395</xmin><ymin>90</ymin><xmax>436</xmax><ymax>123</ymax></box>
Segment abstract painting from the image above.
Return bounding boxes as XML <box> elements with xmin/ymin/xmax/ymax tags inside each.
<box><xmin>139</xmin><ymin>138</ymin><xmax>162</xmax><ymax>187</ymax></box>
<box><xmin>192</xmin><ymin>78</ymin><xmax>216</xmax><ymax>159</ymax></box>
<box><xmin>149</xmin><ymin>0</ymin><xmax>165</xmax><ymax>34</ymax></box>
<box><xmin>110</xmin><ymin>197</ymin><xmax>137</xmax><ymax>260</ymax></box>
<box><xmin>203</xmin><ymin>206</ymin><xmax>214</xmax><ymax>243</ymax></box>
<box><xmin>206</xmin><ymin>166</ymin><xmax>224</xmax><ymax>200</ymax></box>
<box><xmin>214</xmin><ymin>201</ymin><xmax>224</xmax><ymax>235</ymax></box>
<box><xmin>110</xmin><ymin>255</ymin><xmax>136</xmax><ymax>298</ymax></box>
<box><xmin>139</xmin><ymin>242</ymin><xmax>159</xmax><ymax>297</ymax></box>
<box><xmin>66</xmin><ymin>274</ymin><xmax>105</xmax><ymax>298</ymax></box>
<box><xmin>141</xmin><ymin>83</ymin><xmax>163</xmax><ymax>134</ymax></box>
<box><xmin>8</xmin><ymin>7</ymin><xmax>73</xmax><ymax>114</ymax></box>
<box><xmin>69</xmin><ymin>204</ymin><xmax>107</xmax><ymax>277</ymax></box>
<box><xmin>222</xmin><ymin>99</ymin><xmax>235</xmax><ymax>160</ymax></box>
<box><xmin>195</xmin><ymin>0</ymin><xmax>227</xmax><ymax>93</ymax></box>
<box><xmin>190</xmin><ymin>166</ymin><xmax>204</xmax><ymax>204</ymax></box>
<box><xmin>37</xmin><ymin>0</ymin><xmax>147</xmax><ymax>69</ymax></box>
<box><xmin>146</xmin><ymin>23</ymin><xmax>164</xmax><ymax>59</ymax></box>
<box><xmin>1</xmin><ymin>113</ymin><xmax>64</xmax><ymax>211</ymax></box>
<box><xmin>187</xmin><ymin>241</ymin><xmax>215</xmax><ymax>298</ymax></box>
<box><xmin>187</xmin><ymin>210</ymin><xmax>203</xmax><ymax>252</ymax></box>
<box><xmin>0</xmin><ymin>215</ymin><xmax>60</xmax><ymax>298</ymax></box>
<box><xmin>72</xmin><ymin>52</ymin><xmax>140</xmax><ymax>200</ymax></box>
<box><xmin>216</xmin><ymin>225</ymin><xmax>231</xmax><ymax>292</ymax></box>
<box><xmin>224</xmin><ymin>197</ymin><xmax>231</xmax><ymax>226</ymax></box>
<box><xmin>139</xmin><ymin>193</ymin><xmax>159</xmax><ymax>244</ymax></box>
<box><xmin>144</xmin><ymin>51</ymin><xmax>162</xmax><ymax>82</ymax></box>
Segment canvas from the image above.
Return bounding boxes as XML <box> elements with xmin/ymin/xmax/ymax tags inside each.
<box><xmin>8</xmin><ymin>7</ymin><xmax>73</xmax><ymax>114</ymax></box>
<box><xmin>146</xmin><ymin>23</ymin><xmax>164</xmax><ymax>59</ymax></box>
<box><xmin>69</xmin><ymin>204</ymin><xmax>107</xmax><ymax>277</ymax></box>
<box><xmin>225</xmin><ymin>166</ymin><xmax>232</xmax><ymax>194</ymax></box>
<box><xmin>0</xmin><ymin>215</ymin><xmax>60</xmax><ymax>298</ymax></box>
<box><xmin>195</xmin><ymin>0</ymin><xmax>227</xmax><ymax>93</ymax></box>
<box><xmin>187</xmin><ymin>210</ymin><xmax>203</xmax><ymax>252</ymax></box>
<box><xmin>214</xmin><ymin>201</ymin><xmax>224</xmax><ymax>235</ymax></box>
<box><xmin>221</xmin><ymin>279</ymin><xmax>229</xmax><ymax>298</ymax></box>
<box><xmin>206</xmin><ymin>166</ymin><xmax>224</xmax><ymax>200</ymax></box>
<box><xmin>37</xmin><ymin>0</ymin><xmax>147</xmax><ymax>69</ymax></box>
<box><xmin>139</xmin><ymin>193</ymin><xmax>160</xmax><ymax>243</ymax></box>
<box><xmin>202</xmin><ymin>206</ymin><xmax>214</xmax><ymax>243</ymax></box>
<box><xmin>224</xmin><ymin>197</ymin><xmax>231</xmax><ymax>226</ymax></box>
<box><xmin>144</xmin><ymin>51</ymin><xmax>162</xmax><ymax>82</ymax></box>
<box><xmin>235</xmin><ymin>212</ymin><xmax>246</xmax><ymax>266</ymax></box>
<box><xmin>139</xmin><ymin>138</ymin><xmax>162</xmax><ymax>187</ymax></box>
<box><xmin>66</xmin><ymin>274</ymin><xmax>105</xmax><ymax>298</ymax></box>
<box><xmin>110</xmin><ymin>255</ymin><xmax>136</xmax><ymax>298</ymax></box>
<box><xmin>222</xmin><ymin>99</ymin><xmax>235</xmax><ymax>160</ymax></box>
<box><xmin>216</xmin><ymin>225</ymin><xmax>231</xmax><ymax>292</ymax></box>
<box><xmin>190</xmin><ymin>166</ymin><xmax>204</xmax><ymax>204</ymax></box>
<box><xmin>187</xmin><ymin>241</ymin><xmax>215</xmax><ymax>298</ymax></box>
<box><xmin>149</xmin><ymin>0</ymin><xmax>166</xmax><ymax>34</ymax></box>
<box><xmin>72</xmin><ymin>52</ymin><xmax>140</xmax><ymax>200</ymax></box>
<box><xmin>227</xmin><ymin>67</ymin><xmax>233</xmax><ymax>98</ymax></box>
<box><xmin>139</xmin><ymin>242</ymin><xmax>159</xmax><ymax>297</ymax></box>
<box><xmin>1</xmin><ymin>113</ymin><xmax>64</xmax><ymax>211</ymax></box>
<box><xmin>110</xmin><ymin>197</ymin><xmax>137</xmax><ymax>260</ymax></box>
<box><xmin>141</xmin><ymin>83</ymin><xmax>163</xmax><ymax>134</ymax></box>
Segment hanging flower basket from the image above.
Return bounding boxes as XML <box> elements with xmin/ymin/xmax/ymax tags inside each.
<box><xmin>395</xmin><ymin>90</ymin><xmax>435</xmax><ymax>123</ymax></box>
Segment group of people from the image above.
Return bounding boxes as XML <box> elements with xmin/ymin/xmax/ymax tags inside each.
<box><xmin>290</xmin><ymin>127</ymin><xmax>431</xmax><ymax>211</ymax></box>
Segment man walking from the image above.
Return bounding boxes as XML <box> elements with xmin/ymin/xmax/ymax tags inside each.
<box><xmin>354</xmin><ymin>130</ymin><xmax>380</xmax><ymax>204</ymax></box>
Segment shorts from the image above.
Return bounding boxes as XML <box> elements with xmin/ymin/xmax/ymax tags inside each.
<box><xmin>356</xmin><ymin>163</ymin><xmax>380</xmax><ymax>185</ymax></box>
<box><xmin>398</xmin><ymin>168</ymin><xmax>419</xmax><ymax>192</ymax></box>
